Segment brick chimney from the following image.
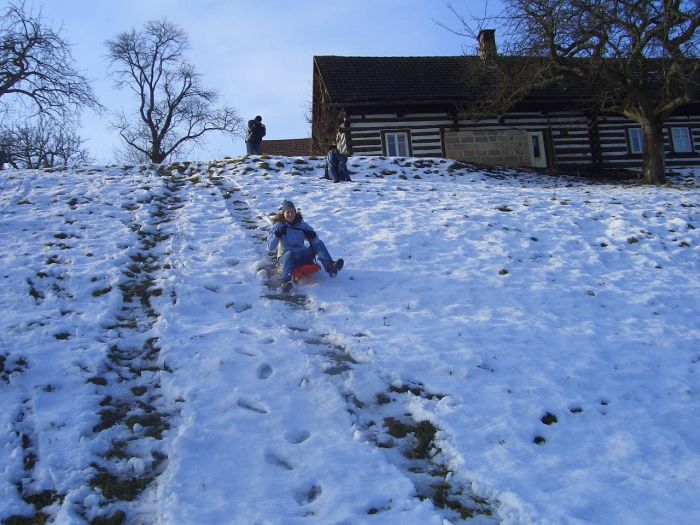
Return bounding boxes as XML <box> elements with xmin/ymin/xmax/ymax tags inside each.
<box><xmin>478</xmin><ymin>29</ymin><xmax>497</xmax><ymax>62</ymax></box>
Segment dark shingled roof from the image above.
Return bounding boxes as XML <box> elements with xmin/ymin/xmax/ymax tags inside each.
<box><xmin>315</xmin><ymin>55</ymin><xmax>700</xmax><ymax>112</ymax></box>
<box><xmin>315</xmin><ymin>56</ymin><xmax>473</xmax><ymax>105</ymax></box>
<box><xmin>313</xmin><ymin>55</ymin><xmax>614</xmax><ymax>111</ymax></box>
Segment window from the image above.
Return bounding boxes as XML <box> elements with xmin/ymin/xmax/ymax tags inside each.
<box><xmin>527</xmin><ymin>131</ymin><xmax>547</xmax><ymax>168</ymax></box>
<box><xmin>671</xmin><ymin>127</ymin><xmax>693</xmax><ymax>153</ymax></box>
<box><xmin>385</xmin><ymin>132</ymin><xmax>409</xmax><ymax>157</ymax></box>
<box><xmin>628</xmin><ymin>128</ymin><xmax>644</xmax><ymax>154</ymax></box>
<box><xmin>531</xmin><ymin>134</ymin><xmax>541</xmax><ymax>158</ymax></box>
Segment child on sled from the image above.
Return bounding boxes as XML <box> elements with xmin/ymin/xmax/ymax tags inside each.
<box><xmin>267</xmin><ymin>199</ymin><xmax>344</xmax><ymax>292</ymax></box>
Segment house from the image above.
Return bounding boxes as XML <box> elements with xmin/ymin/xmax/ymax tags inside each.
<box><xmin>311</xmin><ymin>31</ymin><xmax>700</xmax><ymax>172</ymax></box>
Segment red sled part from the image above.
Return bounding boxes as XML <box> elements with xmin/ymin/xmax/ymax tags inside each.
<box><xmin>292</xmin><ymin>263</ymin><xmax>321</xmax><ymax>283</ymax></box>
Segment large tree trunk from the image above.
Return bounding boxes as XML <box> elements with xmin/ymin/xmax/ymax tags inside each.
<box><xmin>151</xmin><ymin>142</ymin><xmax>166</xmax><ymax>164</ymax></box>
<box><xmin>642</xmin><ymin>123</ymin><xmax>666</xmax><ymax>185</ymax></box>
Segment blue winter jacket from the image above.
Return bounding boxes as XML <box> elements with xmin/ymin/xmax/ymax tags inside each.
<box><xmin>327</xmin><ymin>148</ymin><xmax>340</xmax><ymax>171</ymax></box>
<box><xmin>267</xmin><ymin>213</ymin><xmax>317</xmax><ymax>259</ymax></box>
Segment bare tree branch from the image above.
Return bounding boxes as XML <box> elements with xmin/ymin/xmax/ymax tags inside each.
<box><xmin>450</xmin><ymin>0</ymin><xmax>700</xmax><ymax>184</ymax></box>
<box><xmin>1</xmin><ymin>119</ymin><xmax>93</xmax><ymax>168</ymax></box>
<box><xmin>0</xmin><ymin>1</ymin><xmax>101</xmax><ymax>123</ymax></box>
<box><xmin>106</xmin><ymin>19</ymin><xmax>242</xmax><ymax>163</ymax></box>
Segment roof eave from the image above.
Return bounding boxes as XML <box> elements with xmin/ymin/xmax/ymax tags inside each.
<box><xmin>329</xmin><ymin>99</ymin><xmax>464</xmax><ymax>107</ymax></box>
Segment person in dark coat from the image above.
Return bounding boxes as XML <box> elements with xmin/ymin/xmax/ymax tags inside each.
<box><xmin>267</xmin><ymin>199</ymin><xmax>344</xmax><ymax>292</ymax></box>
<box><xmin>325</xmin><ymin>144</ymin><xmax>351</xmax><ymax>182</ymax></box>
<box><xmin>245</xmin><ymin>115</ymin><xmax>266</xmax><ymax>155</ymax></box>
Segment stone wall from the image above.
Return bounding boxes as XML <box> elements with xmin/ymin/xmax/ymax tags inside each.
<box><xmin>444</xmin><ymin>129</ymin><xmax>530</xmax><ymax>167</ymax></box>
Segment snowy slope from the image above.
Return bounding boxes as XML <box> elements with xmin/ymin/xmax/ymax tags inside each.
<box><xmin>0</xmin><ymin>157</ymin><xmax>698</xmax><ymax>525</ymax></box>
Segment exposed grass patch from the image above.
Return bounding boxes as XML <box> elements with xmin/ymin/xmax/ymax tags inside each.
<box><xmin>90</xmin><ymin>511</ymin><xmax>127</xmax><ymax>525</ymax></box>
<box><xmin>89</xmin><ymin>465</ymin><xmax>153</xmax><ymax>501</ymax></box>
<box><xmin>541</xmin><ymin>412</ymin><xmax>558</xmax><ymax>425</ymax></box>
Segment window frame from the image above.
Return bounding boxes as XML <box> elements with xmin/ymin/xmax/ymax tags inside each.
<box><xmin>382</xmin><ymin>130</ymin><xmax>411</xmax><ymax>157</ymax></box>
<box><xmin>628</xmin><ymin>127</ymin><xmax>644</xmax><ymax>154</ymax></box>
<box><xmin>526</xmin><ymin>131</ymin><xmax>548</xmax><ymax>168</ymax></box>
<box><xmin>670</xmin><ymin>127</ymin><xmax>694</xmax><ymax>153</ymax></box>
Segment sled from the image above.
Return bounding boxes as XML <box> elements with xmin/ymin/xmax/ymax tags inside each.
<box><xmin>292</xmin><ymin>263</ymin><xmax>321</xmax><ymax>284</ymax></box>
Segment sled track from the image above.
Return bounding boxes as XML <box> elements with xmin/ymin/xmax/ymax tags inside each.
<box><xmin>207</xmin><ymin>160</ymin><xmax>499</xmax><ymax>523</ymax></box>
<box><xmin>0</xmin><ymin>167</ymin><xmax>181</xmax><ymax>524</ymax></box>
<box><xmin>78</xmin><ymin>168</ymin><xmax>183</xmax><ymax>524</ymax></box>
<box><xmin>207</xmin><ymin>160</ymin><xmax>295</xmax><ymax>301</ymax></box>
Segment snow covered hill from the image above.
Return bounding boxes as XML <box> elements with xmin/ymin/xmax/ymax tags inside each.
<box><xmin>1</xmin><ymin>156</ymin><xmax>699</xmax><ymax>525</ymax></box>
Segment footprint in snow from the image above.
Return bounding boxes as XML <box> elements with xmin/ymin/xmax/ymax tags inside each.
<box><xmin>293</xmin><ymin>483</ymin><xmax>322</xmax><ymax>506</ymax></box>
<box><xmin>237</xmin><ymin>396</ymin><xmax>269</xmax><ymax>414</ymax></box>
<box><xmin>234</xmin><ymin>347</ymin><xmax>258</xmax><ymax>357</ymax></box>
<box><xmin>284</xmin><ymin>429</ymin><xmax>310</xmax><ymax>444</ymax></box>
<box><xmin>228</xmin><ymin>302</ymin><xmax>252</xmax><ymax>313</ymax></box>
<box><xmin>257</xmin><ymin>363</ymin><xmax>273</xmax><ymax>379</ymax></box>
<box><xmin>259</xmin><ymin>336</ymin><xmax>274</xmax><ymax>345</ymax></box>
<box><xmin>264</xmin><ymin>449</ymin><xmax>295</xmax><ymax>471</ymax></box>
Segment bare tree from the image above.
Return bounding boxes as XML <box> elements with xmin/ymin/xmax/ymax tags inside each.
<box><xmin>1</xmin><ymin>120</ymin><xmax>93</xmax><ymax>168</ymax></box>
<box><xmin>307</xmin><ymin>101</ymin><xmax>345</xmax><ymax>155</ymax></box>
<box><xmin>106</xmin><ymin>19</ymin><xmax>242</xmax><ymax>164</ymax></box>
<box><xmin>0</xmin><ymin>1</ymin><xmax>100</xmax><ymax>122</ymax></box>
<box><xmin>449</xmin><ymin>0</ymin><xmax>700</xmax><ymax>184</ymax></box>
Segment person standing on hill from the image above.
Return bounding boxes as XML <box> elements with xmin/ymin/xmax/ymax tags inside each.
<box><xmin>245</xmin><ymin>115</ymin><xmax>266</xmax><ymax>155</ymax></box>
<box><xmin>325</xmin><ymin>144</ymin><xmax>351</xmax><ymax>182</ymax></box>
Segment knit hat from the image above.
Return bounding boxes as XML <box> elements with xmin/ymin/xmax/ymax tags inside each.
<box><xmin>280</xmin><ymin>199</ymin><xmax>296</xmax><ymax>212</ymax></box>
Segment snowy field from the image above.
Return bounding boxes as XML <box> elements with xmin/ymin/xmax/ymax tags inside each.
<box><xmin>1</xmin><ymin>156</ymin><xmax>699</xmax><ymax>525</ymax></box>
